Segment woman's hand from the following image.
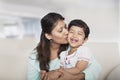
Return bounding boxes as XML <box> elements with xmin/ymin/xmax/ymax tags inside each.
<box><xmin>57</xmin><ymin>68</ymin><xmax>85</xmax><ymax>80</ymax></box>
<box><xmin>40</xmin><ymin>70</ymin><xmax>62</xmax><ymax>80</ymax></box>
<box><xmin>57</xmin><ymin>68</ymin><xmax>73</xmax><ymax>80</ymax></box>
<box><xmin>40</xmin><ymin>70</ymin><xmax>49</xmax><ymax>80</ymax></box>
<box><xmin>47</xmin><ymin>70</ymin><xmax>62</xmax><ymax>80</ymax></box>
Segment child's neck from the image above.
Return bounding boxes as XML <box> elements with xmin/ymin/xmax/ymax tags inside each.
<box><xmin>68</xmin><ymin>47</ymin><xmax>77</xmax><ymax>55</ymax></box>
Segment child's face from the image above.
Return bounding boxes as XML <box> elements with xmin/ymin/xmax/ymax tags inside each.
<box><xmin>68</xmin><ymin>26</ymin><xmax>87</xmax><ymax>48</ymax></box>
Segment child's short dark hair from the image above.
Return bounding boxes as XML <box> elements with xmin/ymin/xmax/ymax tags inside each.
<box><xmin>68</xmin><ymin>19</ymin><xmax>90</xmax><ymax>38</ymax></box>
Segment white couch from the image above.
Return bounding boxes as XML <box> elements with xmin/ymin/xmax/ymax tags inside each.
<box><xmin>0</xmin><ymin>38</ymin><xmax>37</xmax><ymax>80</ymax></box>
<box><xmin>85</xmin><ymin>42</ymin><xmax>120</xmax><ymax>80</ymax></box>
<box><xmin>0</xmin><ymin>38</ymin><xmax>120</xmax><ymax>80</ymax></box>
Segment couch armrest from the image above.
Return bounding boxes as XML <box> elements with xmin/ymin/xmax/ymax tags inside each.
<box><xmin>106</xmin><ymin>64</ymin><xmax>120</xmax><ymax>80</ymax></box>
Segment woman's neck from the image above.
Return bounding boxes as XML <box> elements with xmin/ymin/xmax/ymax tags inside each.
<box><xmin>50</xmin><ymin>43</ymin><xmax>60</xmax><ymax>60</ymax></box>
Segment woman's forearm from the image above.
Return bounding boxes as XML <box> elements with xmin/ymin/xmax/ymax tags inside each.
<box><xmin>47</xmin><ymin>70</ymin><xmax>62</xmax><ymax>80</ymax></box>
<box><xmin>70</xmin><ymin>72</ymin><xmax>85</xmax><ymax>80</ymax></box>
<box><xmin>57</xmin><ymin>69</ymin><xmax>85</xmax><ymax>80</ymax></box>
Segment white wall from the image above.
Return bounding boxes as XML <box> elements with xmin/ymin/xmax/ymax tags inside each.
<box><xmin>64</xmin><ymin>0</ymin><xmax>118</xmax><ymax>43</ymax></box>
<box><xmin>0</xmin><ymin>0</ymin><xmax>119</xmax><ymax>53</ymax></box>
<box><xmin>0</xmin><ymin>2</ymin><xmax>50</xmax><ymax>18</ymax></box>
<box><xmin>118</xmin><ymin>1</ymin><xmax>120</xmax><ymax>53</ymax></box>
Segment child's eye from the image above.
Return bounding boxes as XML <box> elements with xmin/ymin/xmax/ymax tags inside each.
<box><xmin>78</xmin><ymin>33</ymin><xmax>82</xmax><ymax>35</ymax></box>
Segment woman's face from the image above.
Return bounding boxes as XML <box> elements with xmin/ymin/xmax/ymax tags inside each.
<box><xmin>50</xmin><ymin>20</ymin><xmax>68</xmax><ymax>44</ymax></box>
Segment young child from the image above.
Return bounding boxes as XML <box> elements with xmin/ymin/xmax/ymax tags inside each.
<box><xmin>60</xmin><ymin>19</ymin><xmax>93</xmax><ymax>75</ymax></box>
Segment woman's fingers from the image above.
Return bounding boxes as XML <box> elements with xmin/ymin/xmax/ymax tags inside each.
<box><xmin>43</xmin><ymin>73</ymin><xmax>49</xmax><ymax>80</ymax></box>
<box><xmin>57</xmin><ymin>69</ymin><xmax>72</xmax><ymax>80</ymax></box>
<box><xmin>40</xmin><ymin>70</ymin><xmax>49</xmax><ymax>80</ymax></box>
<box><xmin>40</xmin><ymin>70</ymin><xmax>46</xmax><ymax>79</ymax></box>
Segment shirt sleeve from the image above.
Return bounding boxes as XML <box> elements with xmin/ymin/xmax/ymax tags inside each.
<box><xmin>77</xmin><ymin>46</ymin><xmax>92</xmax><ymax>62</ymax></box>
<box><xmin>83</xmin><ymin>58</ymin><xmax>101</xmax><ymax>80</ymax></box>
<box><xmin>27</xmin><ymin>51</ymin><xmax>40</xmax><ymax>80</ymax></box>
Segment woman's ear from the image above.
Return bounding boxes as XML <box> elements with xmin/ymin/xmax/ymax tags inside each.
<box><xmin>45</xmin><ymin>33</ymin><xmax>52</xmax><ymax>40</ymax></box>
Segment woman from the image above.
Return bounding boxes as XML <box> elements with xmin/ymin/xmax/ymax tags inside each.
<box><xmin>28</xmin><ymin>12</ymin><xmax>101</xmax><ymax>80</ymax></box>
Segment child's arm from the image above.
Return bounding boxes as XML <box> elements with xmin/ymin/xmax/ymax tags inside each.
<box><xmin>65</xmin><ymin>60</ymin><xmax>88</xmax><ymax>75</ymax></box>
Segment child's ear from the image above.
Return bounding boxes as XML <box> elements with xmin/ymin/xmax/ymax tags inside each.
<box><xmin>84</xmin><ymin>38</ymin><xmax>88</xmax><ymax>43</ymax></box>
<box><xmin>45</xmin><ymin>33</ymin><xmax>52</xmax><ymax>40</ymax></box>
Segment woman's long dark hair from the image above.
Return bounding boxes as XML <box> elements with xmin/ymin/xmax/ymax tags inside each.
<box><xmin>36</xmin><ymin>13</ymin><xmax>68</xmax><ymax>72</ymax></box>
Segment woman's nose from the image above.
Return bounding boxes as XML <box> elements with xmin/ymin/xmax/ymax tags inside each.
<box><xmin>64</xmin><ymin>29</ymin><xmax>68</xmax><ymax>34</ymax></box>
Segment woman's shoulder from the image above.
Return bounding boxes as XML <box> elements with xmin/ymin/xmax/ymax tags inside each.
<box><xmin>29</xmin><ymin>50</ymin><xmax>37</xmax><ymax>60</ymax></box>
<box><xmin>28</xmin><ymin>49</ymin><xmax>40</xmax><ymax>71</ymax></box>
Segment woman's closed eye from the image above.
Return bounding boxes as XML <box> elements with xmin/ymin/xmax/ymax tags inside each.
<box><xmin>58</xmin><ymin>26</ymin><xmax>67</xmax><ymax>33</ymax></box>
<box><xmin>58</xmin><ymin>28</ymin><xmax>63</xmax><ymax>33</ymax></box>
